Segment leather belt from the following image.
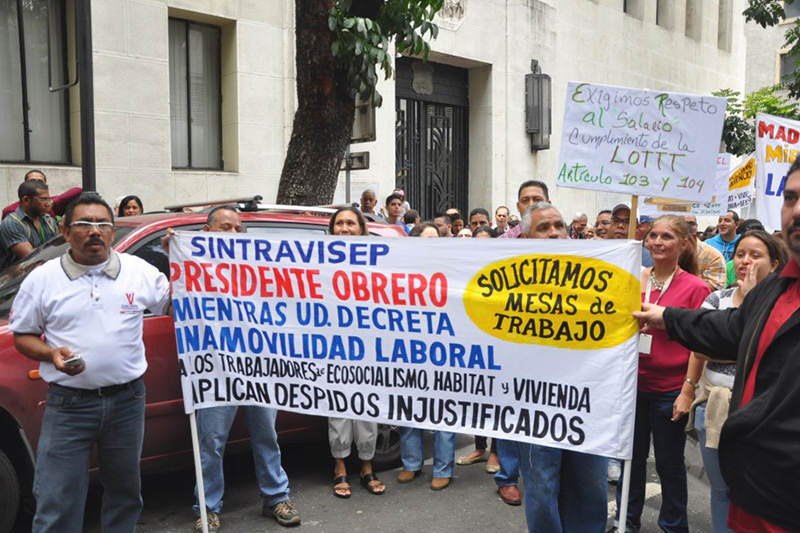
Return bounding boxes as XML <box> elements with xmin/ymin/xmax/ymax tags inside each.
<box><xmin>50</xmin><ymin>376</ymin><xmax>142</xmax><ymax>397</ymax></box>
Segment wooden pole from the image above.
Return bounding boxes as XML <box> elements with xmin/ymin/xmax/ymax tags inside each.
<box><xmin>628</xmin><ymin>195</ymin><xmax>639</xmax><ymax>240</ymax></box>
<box><xmin>190</xmin><ymin>412</ymin><xmax>209</xmax><ymax>533</ymax></box>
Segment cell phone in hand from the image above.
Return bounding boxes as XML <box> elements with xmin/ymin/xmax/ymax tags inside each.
<box><xmin>63</xmin><ymin>356</ymin><xmax>84</xmax><ymax>367</ymax></box>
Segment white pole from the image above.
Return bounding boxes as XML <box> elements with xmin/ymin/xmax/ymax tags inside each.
<box><xmin>618</xmin><ymin>458</ymin><xmax>632</xmax><ymax>533</ymax></box>
<box><xmin>190</xmin><ymin>411</ymin><xmax>209</xmax><ymax>533</ymax></box>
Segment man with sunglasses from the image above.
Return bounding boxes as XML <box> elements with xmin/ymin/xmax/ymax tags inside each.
<box><xmin>9</xmin><ymin>193</ymin><xmax>170</xmax><ymax>532</ymax></box>
<box><xmin>0</xmin><ymin>179</ymin><xmax>59</xmax><ymax>269</ymax></box>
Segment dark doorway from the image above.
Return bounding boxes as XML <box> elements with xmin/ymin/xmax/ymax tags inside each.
<box><xmin>395</xmin><ymin>58</ymin><xmax>468</xmax><ymax>219</ymax></box>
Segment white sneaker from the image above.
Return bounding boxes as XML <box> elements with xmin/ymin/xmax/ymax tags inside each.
<box><xmin>607</xmin><ymin>460</ymin><xmax>621</xmax><ymax>484</ymax></box>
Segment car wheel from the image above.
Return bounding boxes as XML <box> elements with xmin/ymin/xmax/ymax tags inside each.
<box><xmin>0</xmin><ymin>449</ymin><xmax>20</xmax><ymax>533</ymax></box>
<box><xmin>371</xmin><ymin>424</ymin><xmax>401</xmax><ymax>471</ymax></box>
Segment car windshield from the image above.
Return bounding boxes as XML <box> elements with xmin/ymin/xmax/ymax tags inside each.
<box><xmin>0</xmin><ymin>225</ymin><xmax>136</xmax><ymax>320</ymax></box>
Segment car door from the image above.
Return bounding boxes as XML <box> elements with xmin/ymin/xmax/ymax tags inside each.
<box><xmin>124</xmin><ymin>226</ymin><xmax>198</xmax><ymax>466</ymax></box>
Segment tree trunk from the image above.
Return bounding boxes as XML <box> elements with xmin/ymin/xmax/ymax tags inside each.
<box><xmin>277</xmin><ymin>0</ymin><xmax>356</xmax><ymax>206</ymax></box>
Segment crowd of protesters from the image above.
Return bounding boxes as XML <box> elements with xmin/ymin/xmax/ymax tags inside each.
<box><xmin>349</xmin><ymin>179</ymin><xmax>797</xmax><ymax>533</ymax></box>
<box><xmin>3</xmin><ymin>166</ymin><xmax>799</xmax><ymax>533</ymax></box>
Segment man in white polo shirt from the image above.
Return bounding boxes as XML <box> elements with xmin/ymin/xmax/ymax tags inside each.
<box><xmin>10</xmin><ymin>193</ymin><xmax>170</xmax><ymax>533</ymax></box>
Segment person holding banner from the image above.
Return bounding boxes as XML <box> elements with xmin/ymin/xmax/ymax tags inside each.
<box><xmin>397</xmin><ymin>225</ymin><xmax>457</xmax><ymax>491</ymax></box>
<box><xmin>10</xmin><ymin>193</ymin><xmax>170</xmax><ymax>533</ymax></box>
<box><xmin>685</xmin><ymin>230</ymin><xmax>787</xmax><ymax>533</ymax></box>
<box><xmin>615</xmin><ymin>215</ymin><xmax>710</xmax><ymax>533</ymax></box>
<box><xmin>634</xmin><ymin>159</ymin><xmax>800</xmax><ymax>532</ymax></box>
<box><xmin>183</xmin><ymin>206</ymin><xmax>301</xmax><ymax>531</ymax></box>
<box><xmin>326</xmin><ymin>207</ymin><xmax>386</xmax><ymax>498</ymax></box>
<box><xmin>512</xmin><ymin>201</ymin><xmax>609</xmax><ymax>532</ymax></box>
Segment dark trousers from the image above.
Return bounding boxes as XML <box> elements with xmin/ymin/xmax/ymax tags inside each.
<box><xmin>474</xmin><ymin>435</ymin><xmax>498</xmax><ymax>452</ymax></box>
<box><xmin>616</xmin><ymin>389</ymin><xmax>689</xmax><ymax>533</ymax></box>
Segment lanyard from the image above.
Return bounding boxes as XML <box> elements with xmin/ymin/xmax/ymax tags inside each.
<box><xmin>645</xmin><ymin>267</ymin><xmax>678</xmax><ymax>305</ymax></box>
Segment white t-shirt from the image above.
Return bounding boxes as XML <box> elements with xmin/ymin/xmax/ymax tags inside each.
<box><xmin>10</xmin><ymin>251</ymin><xmax>170</xmax><ymax>388</ymax></box>
<box><xmin>700</xmin><ymin>287</ymin><xmax>737</xmax><ymax>389</ymax></box>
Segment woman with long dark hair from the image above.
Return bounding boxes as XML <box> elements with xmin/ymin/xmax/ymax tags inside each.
<box><xmin>117</xmin><ymin>195</ymin><xmax>143</xmax><ymax>217</ymax></box>
<box><xmin>686</xmin><ymin>230</ymin><xmax>786</xmax><ymax>532</ymax></box>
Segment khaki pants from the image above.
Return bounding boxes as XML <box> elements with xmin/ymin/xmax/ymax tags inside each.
<box><xmin>328</xmin><ymin>418</ymin><xmax>377</xmax><ymax>460</ymax></box>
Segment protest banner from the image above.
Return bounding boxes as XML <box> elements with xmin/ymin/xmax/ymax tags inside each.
<box><xmin>639</xmin><ymin>153</ymin><xmax>731</xmax><ymax>217</ymax></box>
<box><xmin>557</xmin><ymin>82</ymin><xmax>726</xmax><ymax>202</ymax></box>
<box><xmin>727</xmin><ymin>154</ymin><xmax>756</xmax><ymax>211</ymax></box>
<box><xmin>169</xmin><ymin>233</ymin><xmax>642</xmax><ymax>459</ymax></box>
<box><xmin>755</xmin><ymin>113</ymin><xmax>800</xmax><ymax>229</ymax></box>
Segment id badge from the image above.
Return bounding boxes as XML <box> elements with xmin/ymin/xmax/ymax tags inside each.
<box><xmin>638</xmin><ymin>333</ymin><xmax>653</xmax><ymax>356</ymax></box>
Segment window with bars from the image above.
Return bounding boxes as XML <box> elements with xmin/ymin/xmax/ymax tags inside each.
<box><xmin>168</xmin><ymin>18</ymin><xmax>222</xmax><ymax>169</ymax></box>
<box><xmin>0</xmin><ymin>0</ymin><xmax>71</xmax><ymax>164</ymax></box>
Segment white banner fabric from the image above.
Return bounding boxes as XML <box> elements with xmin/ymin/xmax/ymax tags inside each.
<box><xmin>755</xmin><ymin>113</ymin><xmax>800</xmax><ymax>230</ymax></box>
<box><xmin>169</xmin><ymin>233</ymin><xmax>642</xmax><ymax>460</ymax></box>
<box><xmin>557</xmin><ymin>82</ymin><xmax>726</xmax><ymax>202</ymax></box>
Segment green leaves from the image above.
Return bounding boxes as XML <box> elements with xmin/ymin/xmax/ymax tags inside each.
<box><xmin>743</xmin><ymin>0</ymin><xmax>786</xmax><ymax>28</ymax></box>
<box><xmin>746</xmin><ymin>1</ymin><xmax>800</xmax><ymax>99</ymax></box>
<box><xmin>713</xmin><ymin>86</ymin><xmax>799</xmax><ymax>156</ymax></box>
<box><xmin>327</xmin><ymin>0</ymin><xmax>443</xmax><ymax>106</ymax></box>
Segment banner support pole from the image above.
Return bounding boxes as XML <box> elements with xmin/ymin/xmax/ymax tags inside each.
<box><xmin>618</xmin><ymin>458</ymin><xmax>632</xmax><ymax>533</ymax></box>
<box><xmin>628</xmin><ymin>195</ymin><xmax>639</xmax><ymax>240</ymax></box>
<box><xmin>190</xmin><ymin>411</ymin><xmax>209</xmax><ymax>533</ymax></box>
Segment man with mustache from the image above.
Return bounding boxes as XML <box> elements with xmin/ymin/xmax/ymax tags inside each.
<box><xmin>634</xmin><ymin>156</ymin><xmax>800</xmax><ymax>531</ymax></box>
<box><xmin>9</xmin><ymin>193</ymin><xmax>171</xmax><ymax>532</ymax></box>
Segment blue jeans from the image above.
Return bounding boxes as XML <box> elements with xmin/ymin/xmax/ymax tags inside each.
<box><xmin>616</xmin><ymin>390</ymin><xmax>688</xmax><ymax>533</ymax></box>
<box><xmin>517</xmin><ymin>441</ymin><xmax>608</xmax><ymax>533</ymax></box>
<box><xmin>32</xmin><ymin>379</ymin><xmax>146</xmax><ymax>533</ymax></box>
<box><xmin>194</xmin><ymin>406</ymin><xmax>289</xmax><ymax>514</ymax></box>
<box><xmin>399</xmin><ymin>427</ymin><xmax>455</xmax><ymax>478</ymax></box>
<box><xmin>494</xmin><ymin>438</ymin><xmax>520</xmax><ymax>487</ymax></box>
<box><xmin>695</xmin><ymin>403</ymin><xmax>733</xmax><ymax>533</ymax></box>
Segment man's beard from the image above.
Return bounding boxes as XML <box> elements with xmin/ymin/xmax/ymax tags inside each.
<box><xmin>785</xmin><ymin>221</ymin><xmax>800</xmax><ymax>253</ymax></box>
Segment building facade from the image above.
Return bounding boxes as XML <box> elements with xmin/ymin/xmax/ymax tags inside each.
<box><xmin>0</xmin><ymin>0</ymin><xmax>747</xmax><ymax>219</ymax></box>
<box><xmin>744</xmin><ymin>2</ymin><xmax>800</xmax><ymax>94</ymax></box>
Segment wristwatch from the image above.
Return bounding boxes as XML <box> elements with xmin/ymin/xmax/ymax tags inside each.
<box><xmin>684</xmin><ymin>377</ymin><xmax>699</xmax><ymax>389</ymax></box>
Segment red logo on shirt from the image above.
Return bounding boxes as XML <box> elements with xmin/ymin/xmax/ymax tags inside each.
<box><xmin>125</xmin><ymin>293</ymin><xmax>135</xmax><ymax>304</ymax></box>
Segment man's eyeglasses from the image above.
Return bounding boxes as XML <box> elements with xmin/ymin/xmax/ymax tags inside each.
<box><xmin>70</xmin><ymin>220</ymin><xmax>114</xmax><ymax>232</ymax></box>
<box><xmin>612</xmin><ymin>216</ymin><xmax>630</xmax><ymax>225</ymax></box>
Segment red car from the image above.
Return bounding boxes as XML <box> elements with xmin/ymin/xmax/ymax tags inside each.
<box><xmin>0</xmin><ymin>201</ymin><xmax>405</xmax><ymax>533</ymax></box>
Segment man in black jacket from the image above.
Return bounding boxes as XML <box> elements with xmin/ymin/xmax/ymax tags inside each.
<box><xmin>634</xmin><ymin>157</ymin><xmax>800</xmax><ymax>531</ymax></box>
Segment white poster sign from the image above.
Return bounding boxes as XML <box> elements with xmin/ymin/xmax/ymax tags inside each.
<box><xmin>755</xmin><ymin>113</ymin><xmax>800</xmax><ymax>229</ymax></box>
<box><xmin>170</xmin><ymin>234</ymin><xmax>642</xmax><ymax>459</ymax></box>
<box><xmin>557</xmin><ymin>82</ymin><xmax>726</xmax><ymax>201</ymax></box>
<box><xmin>639</xmin><ymin>153</ymin><xmax>731</xmax><ymax>217</ymax></box>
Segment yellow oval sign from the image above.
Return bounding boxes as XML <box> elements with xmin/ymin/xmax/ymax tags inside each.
<box><xmin>463</xmin><ymin>254</ymin><xmax>640</xmax><ymax>349</ymax></box>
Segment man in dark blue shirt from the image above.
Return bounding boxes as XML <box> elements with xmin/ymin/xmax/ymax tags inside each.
<box><xmin>0</xmin><ymin>180</ymin><xmax>59</xmax><ymax>269</ymax></box>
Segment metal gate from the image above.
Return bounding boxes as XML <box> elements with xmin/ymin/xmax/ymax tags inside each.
<box><xmin>395</xmin><ymin>59</ymin><xmax>468</xmax><ymax>219</ymax></box>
